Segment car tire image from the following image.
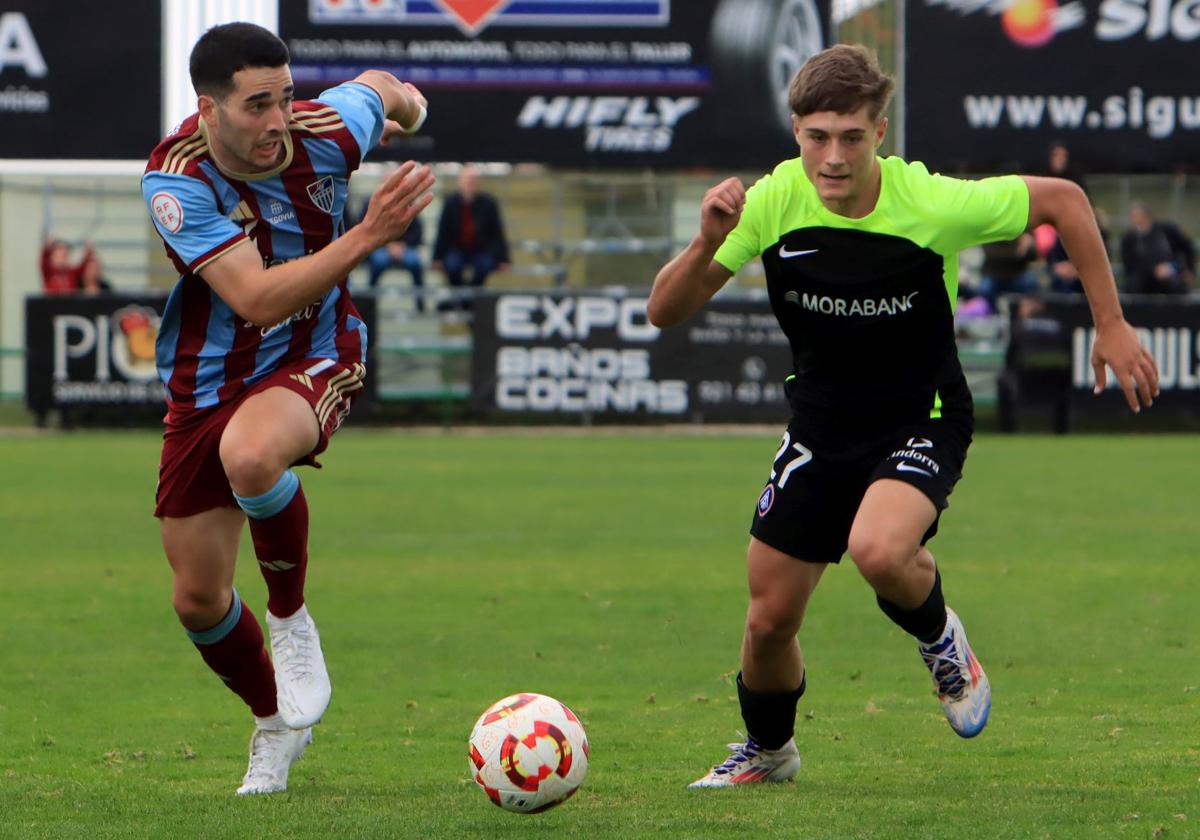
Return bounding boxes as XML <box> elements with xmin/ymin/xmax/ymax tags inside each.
<box><xmin>710</xmin><ymin>0</ymin><xmax>825</xmax><ymax>137</ymax></box>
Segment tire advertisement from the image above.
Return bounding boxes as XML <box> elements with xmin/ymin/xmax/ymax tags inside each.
<box><xmin>906</xmin><ymin>0</ymin><xmax>1200</xmax><ymax>172</ymax></box>
<box><xmin>278</xmin><ymin>0</ymin><xmax>829</xmax><ymax>169</ymax></box>
<box><xmin>0</xmin><ymin>2</ymin><xmax>160</xmax><ymax>159</ymax></box>
<box><xmin>471</xmin><ymin>291</ymin><xmax>793</xmax><ymax>420</ymax></box>
<box><xmin>25</xmin><ymin>294</ymin><xmax>377</xmax><ymax>423</ymax></box>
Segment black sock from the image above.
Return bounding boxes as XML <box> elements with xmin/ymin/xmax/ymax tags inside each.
<box><xmin>876</xmin><ymin>568</ymin><xmax>947</xmax><ymax>644</ymax></box>
<box><xmin>737</xmin><ymin>671</ymin><xmax>807</xmax><ymax>750</ymax></box>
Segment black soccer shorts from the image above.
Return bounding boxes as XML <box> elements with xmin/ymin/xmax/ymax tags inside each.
<box><xmin>748</xmin><ymin>416</ymin><xmax>972</xmax><ymax>564</ymax></box>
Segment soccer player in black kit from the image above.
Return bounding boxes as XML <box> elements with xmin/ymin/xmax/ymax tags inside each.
<box><xmin>648</xmin><ymin>45</ymin><xmax>1159</xmax><ymax>787</ymax></box>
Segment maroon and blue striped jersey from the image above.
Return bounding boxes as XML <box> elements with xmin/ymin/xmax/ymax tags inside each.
<box><xmin>142</xmin><ymin>82</ymin><xmax>385</xmax><ymax>412</ymax></box>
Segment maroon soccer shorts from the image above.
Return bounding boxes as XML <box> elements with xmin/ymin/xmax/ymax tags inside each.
<box><xmin>154</xmin><ymin>358</ymin><xmax>366</xmax><ymax>518</ymax></box>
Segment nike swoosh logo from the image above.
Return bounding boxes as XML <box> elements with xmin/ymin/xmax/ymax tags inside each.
<box><xmin>779</xmin><ymin>245</ymin><xmax>819</xmax><ymax>259</ymax></box>
<box><xmin>896</xmin><ymin>462</ymin><xmax>933</xmax><ymax>477</ymax></box>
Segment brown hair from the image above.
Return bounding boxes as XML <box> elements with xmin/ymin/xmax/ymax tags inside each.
<box><xmin>788</xmin><ymin>44</ymin><xmax>895</xmax><ymax>121</ymax></box>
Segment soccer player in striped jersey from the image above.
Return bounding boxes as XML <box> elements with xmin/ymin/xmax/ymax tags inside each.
<box><xmin>143</xmin><ymin>22</ymin><xmax>435</xmax><ymax>795</ymax></box>
<box><xmin>648</xmin><ymin>45</ymin><xmax>1160</xmax><ymax>788</ymax></box>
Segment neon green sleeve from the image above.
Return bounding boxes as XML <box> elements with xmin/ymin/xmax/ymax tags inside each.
<box><xmin>925</xmin><ymin>173</ymin><xmax>1030</xmax><ymax>253</ymax></box>
<box><xmin>714</xmin><ymin>175</ymin><xmax>770</xmax><ymax>274</ymax></box>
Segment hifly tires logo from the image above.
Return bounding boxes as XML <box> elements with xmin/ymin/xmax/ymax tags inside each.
<box><xmin>309</xmin><ymin>0</ymin><xmax>671</xmax><ymax>36</ymax></box>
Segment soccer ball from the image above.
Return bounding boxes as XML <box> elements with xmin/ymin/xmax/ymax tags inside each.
<box><xmin>468</xmin><ymin>692</ymin><xmax>589</xmax><ymax>813</ymax></box>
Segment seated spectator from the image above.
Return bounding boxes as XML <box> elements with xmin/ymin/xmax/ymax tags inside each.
<box><xmin>1120</xmin><ymin>202</ymin><xmax>1194</xmax><ymax>295</ymax></box>
<box><xmin>432</xmin><ymin>165</ymin><xmax>510</xmax><ymax>309</ymax></box>
<box><xmin>978</xmin><ymin>232</ymin><xmax>1040</xmax><ymax>310</ymax></box>
<box><xmin>362</xmin><ymin>205</ymin><xmax>425</xmax><ymax>310</ymax></box>
<box><xmin>40</xmin><ymin>235</ymin><xmax>83</xmax><ymax>295</ymax></box>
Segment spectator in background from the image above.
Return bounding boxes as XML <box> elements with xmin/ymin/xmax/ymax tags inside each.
<box><xmin>78</xmin><ymin>249</ymin><xmax>113</xmax><ymax>295</ymax></box>
<box><xmin>40</xmin><ymin>236</ymin><xmax>84</xmax><ymax>294</ymax></box>
<box><xmin>361</xmin><ymin>198</ymin><xmax>426</xmax><ymax>310</ymax></box>
<box><xmin>432</xmin><ymin>165</ymin><xmax>510</xmax><ymax>307</ymax></box>
<box><xmin>1043</xmin><ymin>140</ymin><xmax>1088</xmax><ymax>196</ymax></box>
<box><xmin>978</xmin><ymin>232</ymin><xmax>1040</xmax><ymax>310</ymax></box>
<box><xmin>1120</xmin><ymin>202</ymin><xmax>1194</xmax><ymax>295</ymax></box>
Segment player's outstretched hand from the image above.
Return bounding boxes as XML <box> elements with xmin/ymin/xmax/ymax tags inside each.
<box><xmin>362</xmin><ymin>161</ymin><xmax>436</xmax><ymax>246</ymax></box>
<box><xmin>699</xmin><ymin>177</ymin><xmax>745</xmax><ymax>248</ymax></box>
<box><xmin>1091</xmin><ymin>317</ymin><xmax>1159</xmax><ymax>412</ymax></box>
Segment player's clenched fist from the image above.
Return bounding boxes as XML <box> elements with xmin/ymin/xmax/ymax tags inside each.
<box><xmin>700</xmin><ymin>177</ymin><xmax>746</xmax><ymax>248</ymax></box>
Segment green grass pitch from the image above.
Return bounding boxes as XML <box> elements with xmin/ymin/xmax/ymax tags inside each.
<box><xmin>0</xmin><ymin>430</ymin><xmax>1196</xmax><ymax>839</ymax></box>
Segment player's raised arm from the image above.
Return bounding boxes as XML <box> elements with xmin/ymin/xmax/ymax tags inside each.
<box><xmin>1022</xmin><ymin>175</ymin><xmax>1159</xmax><ymax>412</ymax></box>
<box><xmin>351</xmin><ymin>71</ymin><xmax>428</xmax><ymax>145</ymax></box>
<box><xmin>201</xmin><ymin>162</ymin><xmax>435</xmax><ymax>326</ymax></box>
<box><xmin>647</xmin><ymin>177</ymin><xmax>742</xmax><ymax>327</ymax></box>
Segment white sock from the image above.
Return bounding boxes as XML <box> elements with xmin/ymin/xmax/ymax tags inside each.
<box><xmin>255</xmin><ymin>713</ymin><xmax>287</xmax><ymax>730</ymax></box>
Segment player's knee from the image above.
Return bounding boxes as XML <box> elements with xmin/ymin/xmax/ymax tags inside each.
<box><xmin>847</xmin><ymin>532</ymin><xmax>910</xmax><ymax>584</ymax></box>
<box><xmin>745</xmin><ymin>601</ymin><xmax>802</xmax><ymax>649</ymax></box>
<box><xmin>173</xmin><ymin>585</ymin><xmax>232</xmax><ymax>630</ymax></box>
<box><xmin>219</xmin><ymin>437</ymin><xmax>281</xmax><ymax>495</ymax></box>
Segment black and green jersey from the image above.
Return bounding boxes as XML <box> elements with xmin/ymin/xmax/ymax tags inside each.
<box><xmin>715</xmin><ymin>155</ymin><xmax>1029</xmax><ymax>433</ymax></box>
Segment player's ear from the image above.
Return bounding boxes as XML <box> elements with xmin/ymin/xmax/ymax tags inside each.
<box><xmin>198</xmin><ymin>94</ymin><xmax>219</xmax><ymax>126</ymax></box>
<box><xmin>792</xmin><ymin>113</ymin><xmax>803</xmax><ymax>147</ymax></box>
<box><xmin>875</xmin><ymin>116</ymin><xmax>888</xmax><ymax>147</ymax></box>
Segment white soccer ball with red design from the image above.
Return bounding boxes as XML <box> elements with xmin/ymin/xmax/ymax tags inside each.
<box><xmin>468</xmin><ymin>692</ymin><xmax>589</xmax><ymax>813</ymax></box>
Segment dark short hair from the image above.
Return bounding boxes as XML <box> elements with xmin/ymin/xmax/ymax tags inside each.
<box><xmin>788</xmin><ymin>44</ymin><xmax>895</xmax><ymax>121</ymax></box>
<box><xmin>189</xmin><ymin>22</ymin><xmax>289</xmax><ymax>99</ymax></box>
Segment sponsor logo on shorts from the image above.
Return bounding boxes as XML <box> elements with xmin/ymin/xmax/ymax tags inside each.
<box><xmin>756</xmin><ymin>484</ymin><xmax>775</xmax><ymax>516</ymax></box>
<box><xmin>890</xmin><ymin>447</ymin><xmax>941</xmax><ymax>475</ymax></box>
<box><xmin>289</xmin><ymin>373</ymin><xmax>315</xmax><ymax>391</ymax></box>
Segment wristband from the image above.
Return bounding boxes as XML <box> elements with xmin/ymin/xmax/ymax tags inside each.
<box><xmin>401</xmin><ymin>103</ymin><xmax>427</xmax><ymax>134</ymax></box>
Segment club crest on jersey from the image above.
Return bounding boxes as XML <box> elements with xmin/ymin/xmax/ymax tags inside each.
<box><xmin>756</xmin><ymin>484</ymin><xmax>775</xmax><ymax>517</ymax></box>
<box><xmin>306</xmin><ymin>176</ymin><xmax>336</xmax><ymax>214</ymax></box>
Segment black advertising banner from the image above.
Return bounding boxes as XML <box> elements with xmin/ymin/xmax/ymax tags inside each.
<box><xmin>1002</xmin><ymin>295</ymin><xmax>1200</xmax><ymax>431</ymax></box>
<box><xmin>0</xmin><ymin>2</ymin><xmax>160</xmax><ymax>158</ymax></box>
<box><xmin>278</xmin><ymin>0</ymin><xmax>830</xmax><ymax>168</ymax></box>
<box><xmin>471</xmin><ymin>291</ymin><xmax>793</xmax><ymax>420</ymax></box>
<box><xmin>25</xmin><ymin>294</ymin><xmax>378</xmax><ymax>420</ymax></box>
<box><xmin>1043</xmin><ymin>296</ymin><xmax>1200</xmax><ymax>407</ymax></box>
<box><xmin>905</xmin><ymin>0</ymin><xmax>1200</xmax><ymax>172</ymax></box>
<box><xmin>26</xmin><ymin>294</ymin><xmax>168</xmax><ymax>418</ymax></box>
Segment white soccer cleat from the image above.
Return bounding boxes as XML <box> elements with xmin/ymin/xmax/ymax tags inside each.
<box><xmin>267</xmin><ymin>605</ymin><xmax>332</xmax><ymax>729</ymax></box>
<box><xmin>920</xmin><ymin>607</ymin><xmax>991</xmax><ymax>738</ymax></box>
<box><xmin>236</xmin><ymin>719</ymin><xmax>312</xmax><ymax>795</ymax></box>
<box><xmin>687</xmin><ymin>737</ymin><xmax>801</xmax><ymax>788</ymax></box>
